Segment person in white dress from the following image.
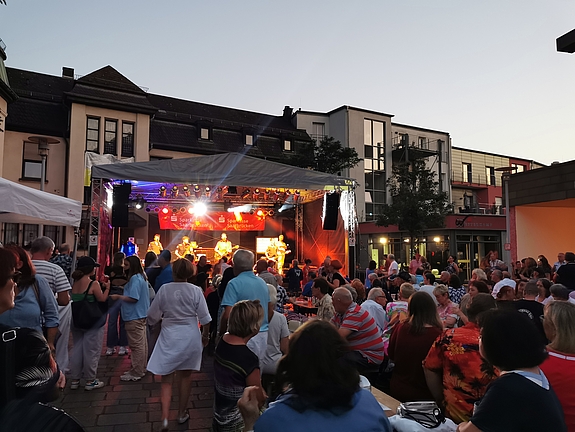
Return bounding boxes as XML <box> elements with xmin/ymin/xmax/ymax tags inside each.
<box><xmin>147</xmin><ymin>258</ymin><xmax>211</xmax><ymax>431</ymax></box>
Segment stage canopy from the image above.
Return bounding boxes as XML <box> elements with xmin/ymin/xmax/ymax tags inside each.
<box><xmin>91</xmin><ymin>152</ymin><xmax>354</xmax><ymax>190</ymax></box>
<box><xmin>0</xmin><ymin>178</ymin><xmax>82</xmax><ymax>227</ymax></box>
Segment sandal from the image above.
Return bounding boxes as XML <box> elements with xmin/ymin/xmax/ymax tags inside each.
<box><xmin>177</xmin><ymin>410</ymin><xmax>190</xmax><ymax>424</ymax></box>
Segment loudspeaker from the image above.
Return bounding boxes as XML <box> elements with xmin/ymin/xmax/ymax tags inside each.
<box><xmin>323</xmin><ymin>192</ymin><xmax>340</xmax><ymax>230</ymax></box>
<box><xmin>112</xmin><ymin>183</ymin><xmax>131</xmax><ymax>227</ymax></box>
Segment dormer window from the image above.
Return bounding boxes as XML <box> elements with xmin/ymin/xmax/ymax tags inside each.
<box><xmin>196</xmin><ymin>121</ymin><xmax>213</xmax><ymax>141</ymax></box>
<box><xmin>283</xmin><ymin>139</ymin><xmax>292</xmax><ymax>151</ymax></box>
<box><xmin>200</xmin><ymin>128</ymin><xmax>210</xmax><ymax>140</ymax></box>
<box><xmin>245</xmin><ymin>134</ymin><xmax>253</xmax><ymax>146</ymax></box>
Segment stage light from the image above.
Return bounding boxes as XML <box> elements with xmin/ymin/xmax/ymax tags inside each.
<box><xmin>433</xmin><ymin>236</ymin><xmax>441</xmax><ymax>243</ymax></box>
<box><xmin>241</xmin><ymin>189</ymin><xmax>251</xmax><ymax>199</ymax></box>
<box><xmin>265</xmin><ymin>189</ymin><xmax>271</xmax><ymax>194</ymax></box>
<box><xmin>172</xmin><ymin>208</ymin><xmax>179</xmax><ymax>214</ymax></box>
<box><xmin>193</xmin><ymin>202</ymin><xmax>207</xmax><ymax>216</ymax></box>
<box><xmin>171</xmin><ymin>185</ymin><xmax>179</xmax><ymax>198</ymax></box>
<box><xmin>161</xmin><ymin>207</ymin><xmax>169</xmax><ymax>214</ymax></box>
<box><xmin>293</xmin><ymin>190</ymin><xmax>301</xmax><ymax>202</ymax></box>
<box><xmin>154</xmin><ymin>207</ymin><xmax>160</xmax><ymax>213</ymax></box>
<box><xmin>256</xmin><ymin>209</ymin><xmax>264</xmax><ymax>217</ymax></box>
<box><xmin>272</xmin><ymin>190</ymin><xmax>280</xmax><ymax>201</ymax></box>
<box><xmin>205</xmin><ymin>186</ymin><xmax>211</xmax><ymax>193</ymax></box>
<box><xmin>180</xmin><ymin>207</ymin><xmax>186</xmax><ymax>213</ymax></box>
<box><xmin>134</xmin><ymin>195</ymin><xmax>145</xmax><ymax>210</ymax></box>
<box><xmin>249</xmin><ymin>209</ymin><xmax>255</xmax><ymax>215</ymax></box>
<box><xmin>188</xmin><ymin>207</ymin><xmax>194</xmax><ymax>214</ymax></box>
<box><xmin>183</xmin><ymin>186</ymin><xmax>191</xmax><ymax>197</ymax></box>
<box><xmin>379</xmin><ymin>237</ymin><xmax>387</xmax><ymax>244</ymax></box>
<box><xmin>267</xmin><ymin>209</ymin><xmax>274</xmax><ymax>217</ymax></box>
<box><xmin>145</xmin><ymin>206</ymin><xmax>151</xmax><ymax>212</ymax></box>
<box><xmin>159</xmin><ymin>186</ymin><xmax>167</xmax><ymax>198</ymax></box>
<box><xmin>194</xmin><ymin>185</ymin><xmax>201</xmax><ymax>198</ymax></box>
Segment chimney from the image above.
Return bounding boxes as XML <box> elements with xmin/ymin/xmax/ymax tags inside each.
<box><xmin>62</xmin><ymin>67</ymin><xmax>74</xmax><ymax>79</ymax></box>
<box><xmin>283</xmin><ymin>105</ymin><xmax>293</xmax><ymax>118</ymax></box>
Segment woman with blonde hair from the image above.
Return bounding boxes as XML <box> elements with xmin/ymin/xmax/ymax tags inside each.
<box><xmin>471</xmin><ymin>268</ymin><xmax>488</xmax><ymax>282</ymax></box>
<box><xmin>541</xmin><ymin>301</ymin><xmax>575</xmax><ymax>431</ymax></box>
<box><xmin>147</xmin><ymin>258</ymin><xmax>211</xmax><ymax>430</ymax></box>
<box><xmin>433</xmin><ymin>284</ymin><xmax>458</xmax><ymax>328</ymax></box>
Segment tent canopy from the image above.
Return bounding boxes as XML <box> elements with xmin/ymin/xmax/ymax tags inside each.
<box><xmin>91</xmin><ymin>152</ymin><xmax>354</xmax><ymax>190</ymax></box>
<box><xmin>0</xmin><ymin>178</ymin><xmax>82</xmax><ymax>227</ymax></box>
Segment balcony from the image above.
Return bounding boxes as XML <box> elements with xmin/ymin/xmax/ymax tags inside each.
<box><xmin>451</xmin><ymin>170</ymin><xmax>502</xmax><ymax>188</ymax></box>
<box><xmin>457</xmin><ymin>203</ymin><xmax>506</xmax><ymax>215</ymax></box>
<box><xmin>391</xmin><ymin>135</ymin><xmax>439</xmax><ymax>162</ymax></box>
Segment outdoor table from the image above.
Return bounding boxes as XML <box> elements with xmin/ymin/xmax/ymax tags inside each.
<box><xmin>371</xmin><ymin>387</ymin><xmax>400</xmax><ymax>418</ymax></box>
<box><xmin>293</xmin><ymin>300</ymin><xmax>318</xmax><ymax>316</ymax></box>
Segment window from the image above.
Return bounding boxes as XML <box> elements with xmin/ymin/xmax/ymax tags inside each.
<box><xmin>511</xmin><ymin>163</ymin><xmax>525</xmax><ymax>173</ymax></box>
<box><xmin>363</xmin><ymin>119</ymin><xmax>386</xmax><ymax>221</ymax></box>
<box><xmin>486</xmin><ymin>166</ymin><xmax>496</xmax><ymax>186</ymax></box>
<box><xmin>121</xmin><ymin>122</ymin><xmax>134</xmax><ymax>157</ymax></box>
<box><xmin>418</xmin><ymin>136</ymin><xmax>427</xmax><ymax>148</ymax></box>
<box><xmin>462</xmin><ymin>163</ymin><xmax>472</xmax><ymax>183</ymax></box>
<box><xmin>104</xmin><ymin>120</ymin><xmax>117</xmax><ymax>155</ymax></box>
<box><xmin>200</xmin><ymin>128</ymin><xmax>210</xmax><ymax>140</ymax></box>
<box><xmin>283</xmin><ymin>140</ymin><xmax>292</xmax><ymax>151</ymax></box>
<box><xmin>3</xmin><ymin>223</ymin><xmax>18</xmax><ymax>245</ymax></box>
<box><xmin>245</xmin><ymin>134</ymin><xmax>253</xmax><ymax>146</ymax></box>
<box><xmin>23</xmin><ymin>224</ymin><xmax>38</xmax><ymax>245</ymax></box>
<box><xmin>43</xmin><ymin>225</ymin><xmax>59</xmax><ymax>244</ymax></box>
<box><xmin>312</xmin><ymin>122</ymin><xmax>325</xmax><ymax>143</ymax></box>
<box><xmin>86</xmin><ymin>117</ymin><xmax>100</xmax><ymax>152</ymax></box>
<box><xmin>21</xmin><ymin>141</ymin><xmax>44</xmax><ymax>181</ymax></box>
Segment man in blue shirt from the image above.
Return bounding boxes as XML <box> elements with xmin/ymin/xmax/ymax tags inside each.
<box><xmin>302</xmin><ymin>271</ymin><xmax>316</xmax><ymax>297</ymax></box>
<box><xmin>220</xmin><ymin>249</ymin><xmax>270</xmax><ymax>365</ymax></box>
<box><xmin>154</xmin><ymin>250</ymin><xmax>173</xmax><ymax>292</ymax></box>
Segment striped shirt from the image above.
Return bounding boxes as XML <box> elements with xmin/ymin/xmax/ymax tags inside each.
<box><xmin>332</xmin><ymin>303</ymin><xmax>384</xmax><ymax>364</ymax></box>
<box><xmin>32</xmin><ymin>260</ymin><xmax>72</xmax><ymax>295</ymax></box>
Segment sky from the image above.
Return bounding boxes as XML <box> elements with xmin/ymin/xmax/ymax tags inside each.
<box><xmin>1</xmin><ymin>1</ymin><xmax>575</xmax><ymax>165</ymax></box>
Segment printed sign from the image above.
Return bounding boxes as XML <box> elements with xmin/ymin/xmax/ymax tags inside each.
<box><xmin>159</xmin><ymin>211</ymin><xmax>266</xmax><ymax>231</ymax></box>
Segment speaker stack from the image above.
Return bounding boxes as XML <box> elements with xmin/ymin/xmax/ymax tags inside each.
<box><xmin>112</xmin><ymin>183</ymin><xmax>131</xmax><ymax>227</ymax></box>
<box><xmin>323</xmin><ymin>192</ymin><xmax>340</xmax><ymax>230</ymax></box>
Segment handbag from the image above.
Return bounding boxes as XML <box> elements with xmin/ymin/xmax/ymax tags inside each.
<box><xmin>72</xmin><ymin>281</ymin><xmax>109</xmax><ymax>330</ymax></box>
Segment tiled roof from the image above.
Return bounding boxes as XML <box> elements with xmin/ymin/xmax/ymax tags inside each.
<box><xmin>77</xmin><ymin>66</ymin><xmax>145</xmax><ymax>94</ymax></box>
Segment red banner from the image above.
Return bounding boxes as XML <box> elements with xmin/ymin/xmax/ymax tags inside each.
<box><xmin>159</xmin><ymin>211</ymin><xmax>266</xmax><ymax>231</ymax></box>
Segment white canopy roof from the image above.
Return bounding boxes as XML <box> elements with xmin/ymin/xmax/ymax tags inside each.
<box><xmin>91</xmin><ymin>152</ymin><xmax>354</xmax><ymax>190</ymax></box>
<box><xmin>0</xmin><ymin>178</ymin><xmax>82</xmax><ymax>227</ymax></box>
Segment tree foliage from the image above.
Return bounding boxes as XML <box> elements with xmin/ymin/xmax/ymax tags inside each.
<box><xmin>283</xmin><ymin>136</ymin><xmax>361</xmax><ymax>174</ymax></box>
<box><xmin>376</xmin><ymin>159</ymin><xmax>451</xmax><ymax>243</ymax></box>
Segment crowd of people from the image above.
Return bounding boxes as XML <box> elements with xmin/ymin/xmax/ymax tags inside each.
<box><xmin>0</xmin><ymin>239</ymin><xmax>574</xmax><ymax>431</ymax></box>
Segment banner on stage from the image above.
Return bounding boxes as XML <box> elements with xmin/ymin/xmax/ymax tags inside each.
<box><xmin>159</xmin><ymin>211</ymin><xmax>266</xmax><ymax>231</ymax></box>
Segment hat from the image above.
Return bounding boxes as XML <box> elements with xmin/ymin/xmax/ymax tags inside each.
<box><xmin>77</xmin><ymin>256</ymin><xmax>100</xmax><ymax>269</ymax></box>
<box><xmin>331</xmin><ymin>260</ymin><xmax>343</xmax><ymax>270</ymax></box>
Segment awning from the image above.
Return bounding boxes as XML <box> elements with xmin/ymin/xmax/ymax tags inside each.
<box><xmin>91</xmin><ymin>152</ymin><xmax>354</xmax><ymax>190</ymax></box>
<box><xmin>0</xmin><ymin>178</ymin><xmax>82</xmax><ymax>227</ymax></box>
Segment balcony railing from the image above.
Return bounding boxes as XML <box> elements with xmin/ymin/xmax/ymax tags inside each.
<box><xmin>457</xmin><ymin>203</ymin><xmax>506</xmax><ymax>215</ymax></box>
<box><xmin>451</xmin><ymin>170</ymin><xmax>502</xmax><ymax>187</ymax></box>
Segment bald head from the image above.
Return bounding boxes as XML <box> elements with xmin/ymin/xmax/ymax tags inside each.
<box><xmin>440</xmin><ymin>271</ymin><xmax>450</xmax><ymax>283</ymax></box>
<box><xmin>333</xmin><ymin>287</ymin><xmax>353</xmax><ymax>313</ymax></box>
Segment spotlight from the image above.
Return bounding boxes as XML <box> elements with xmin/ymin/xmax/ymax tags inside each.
<box><xmin>161</xmin><ymin>207</ymin><xmax>169</xmax><ymax>214</ymax></box>
<box><xmin>193</xmin><ymin>202</ymin><xmax>207</xmax><ymax>216</ymax></box>
<box><xmin>293</xmin><ymin>190</ymin><xmax>300</xmax><ymax>203</ymax></box>
<box><xmin>194</xmin><ymin>185</ymin><xmax>201</xmax><ymax>198</ymax></box>
<box><xmin>183</xmin><ymin>186</ymin><xmax>191</xmax><ymax>197</ymax></box>
<box><xmin>188</xmin><ymin>207</ymin><xmax>194</xmax><ymax>214</ymax></box>
<box><xmin>159</xmin><ymin>186</ymin><xmax>167</xmax><ymax>198</ymax></box>
<box><xmin>134</xmin><ymin>195</ymin><xmax>145</xmax><ymax>210</ymax></box>
<box><xmin>241</xmin><ymin>189</ymin><xmax>251</xmax><ymax>199</ymax></box>
<box><xmin>180</xmin><ymin>207</ymin><xmax>186</xmax><ymax>213</ymax></box>
<box><xmin>205</xmin><ymin>186</ymin><xmax>211</xmax><ymax>193</ymax></box>
<box><xmin>154</xmin><ymin>207</ymin><xmax>160</xmax><ymax>213</ymax></box>
<box><xmin>256</xmin><ymin>209</ymin><xmax>264</xmax><ymax>217</ymax></box>
<box><xmin>172</xmin><ymin>208</ymin><xmax>179</xmax><ymax>214</ymax></box>
<box><xmin>267</xmin><ymin>209</ymin><xmax>275</xmax><ymax>217</ymax></box>
<box><xmin>171</xmin><ymin>185</ymin><xmax>179</xmax><ymax>198</ymax></box>
<box><xmin>145</xmin><ymin>206</ymin><xmax>151</xmax><ymax>212</ymax></box>
<box><xmin>249</xmin><ymin>209</ymin><xmax>255</xmax><ymax>215</ymax></box>
<box><xmin>272</xmin><ymin>190</ymin><xmax>280</xmax><ymax>201</ymax></box>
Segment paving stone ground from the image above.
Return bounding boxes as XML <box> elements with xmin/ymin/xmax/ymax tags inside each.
<box><xmin>54</xmin><ymin>341</ymin><xmax>215</xmax><ymax>432</ymax></box>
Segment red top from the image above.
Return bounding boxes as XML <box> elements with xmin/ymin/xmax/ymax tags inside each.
<box><xmin>541</xmin><ymin>348</ymin><xmax>575</xmax><ymax>432</ymax></box>
<box><xmin>388</xmin><ymin>321</ymin><xmax>443</xmax><ymax>402</ymax></box>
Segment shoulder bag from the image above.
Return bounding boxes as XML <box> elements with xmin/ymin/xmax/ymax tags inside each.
<box><xmin>71</xmin><ymin>281</ymin><xmax>109</xmax><ymax>330</ymax></box>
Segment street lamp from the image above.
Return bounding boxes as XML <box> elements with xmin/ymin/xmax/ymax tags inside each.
<box><xmin>495</xmin><ymin>166</ymin><xmax>516</xmax><ymax>266</ymax></box>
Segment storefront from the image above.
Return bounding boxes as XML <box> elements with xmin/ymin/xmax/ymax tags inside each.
<box><xmin>358</xmin><ymin>214</ymin><xmax>506</xmax><ymax>281</ymax></box>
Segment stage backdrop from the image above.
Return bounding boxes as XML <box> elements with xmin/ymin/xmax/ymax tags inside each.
<box><xmin>159</xmin><ymin>211</ymin><xmax>265</xmax><ymax>231</ymax></box>
<box><xmin>303</xmin><ymin>199</ymin><xmax>347</xmax><ymax>276</ymax></box>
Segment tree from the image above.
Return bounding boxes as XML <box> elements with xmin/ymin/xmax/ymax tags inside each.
<box><xmin>375</xmin><ymin>159</ymin><xmax>451</xmax><ymax>253</ymax></box>
<box><xmin>283</xmin><ymin>136</ymin><xmax>361</xmax><ymax>175</ymax></box>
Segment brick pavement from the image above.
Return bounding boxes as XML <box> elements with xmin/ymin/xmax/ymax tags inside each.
<box><xmin>54</xmin><ymin>348</ymin><xmax>215</xmax><ymax>432</ymax></box>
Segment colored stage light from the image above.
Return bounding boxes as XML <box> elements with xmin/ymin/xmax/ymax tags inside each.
<box><xmin>205</xmin><ymin>186</ymin><xmax>211</xmax><ymax>193</ymax></box>
<box><xmin>194</xmin><ymin>185</ymin><xmax>201</xmax><ymax>198</ymax></box>
<box><xmin>256</xmin><ymin>209</ymin><xmax>264</xmax><ymax>217</ymax></box>
<box><xmin>183</xmin><ymin>186</ymin><xmax>191</xmax><ymax>197</ymax></box>
<box><xmin>267</xmin><ymin>209</ymin><xmax>275</xmax><ymax>216</ymax></box>
<box><xmin>193</xmin><ymin>202</ymin><xmax>207</xmax><ymax>216</ymax></box>
<box><xmin>154</xmin><ymin>207</ymin><xmax>160</xmax><ymax>213</ymax></box>
<box><xmin>159</xmin><ymin>186</ymin><xmax>167</xmax><ymax>198</ymax></box>
<box><xmin>241</xmin><ymin>189</ymin><xmax>251</xmax><ymax>199</ymax></box>
<box><xmin>161</xmin><ymin>207</ymin><xmax>169</xmax><ymax>214</ymax></box>
<box><xmin>180</xmin><ymin>207</ymin><xmax>186</xmax><ymax>213</ymax></box>
<box><xmin>188</xmin><ymin>207</ymin><xmax>194</xmax><ymax>214</ymax></box>
<box><xmin>171</xmin><ymin>185</ymin><xmax>179</xmax><ymax>198</ymax></box>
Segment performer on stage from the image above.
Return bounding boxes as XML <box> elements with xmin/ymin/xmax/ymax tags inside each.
<box><xmin>276</xmin><ymin>234</ymin><xmax>290</xmax><ymax>272</ymax></box>
<box><xmin>147</xmin><ymin>234</ymin><xmax>163</xmax><ymax>255</ymax></box>
<box><xmin>121</xmin><ymin>236</ymin><xmax>138</xmax><ymax>257</ymax></box>
<box><xmin>175</xmin><ymin>236</ymin><xmax>193</xmax><ymax>259</ymax></box>
<box><xmin>265</xmin><ymin>239</ymin><xmax>278</xmax><ymax>263</ymax></box>
<box><xmin>214</xmin><ymin>233</ymin><xmax>237</xmax><ymax>260</ymax></box>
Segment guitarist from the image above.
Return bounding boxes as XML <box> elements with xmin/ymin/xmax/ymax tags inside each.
<box><xmin>276</xmin><ymin>234</ymin><xmax>291</xmax><ymax>272</ymax></box>
<box><xmin>214</xmin><ymin>233</ymin><xmax>238</xmax><ymax>261</ymax></box>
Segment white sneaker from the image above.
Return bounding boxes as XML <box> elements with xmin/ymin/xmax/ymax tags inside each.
<box><xmin>118</xmin><ymin>346</ymin><xmax>128</xmax><ymax>356</ymax></box>
<box><xmin>105</xmin><ymin>347</ymin><xmax>115</xmax><ymax>356</ymax></box>
<box><xmin>120</xmin><ymin>372</ymin><xmax>143</xmax><ymax>382</ymax></box>
<box><xmin>70</xmin><ymin>380</ymin><xmax>80</xmax><ymax>390</ymax></box>
<box><xmin>85</xmin><ymin>379</ymin><xmax>105</xmax><ymax>391</ymax></box>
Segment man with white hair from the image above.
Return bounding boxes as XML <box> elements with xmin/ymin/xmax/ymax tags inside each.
<box><xmin>360</xmin><ymin>288</ymin><xmax>387</xmax><ymax>334</ymax></box>
<box><xmin>332</xmin><ymin>287</ymin><xmax>384</xmax><ymax>372</ymax></box>
<box><xmin>30</xmin><ymin>236</ymin><xmax>72</xmax><ymax>371</ymax></box>
<box><xmin>491</xmin><ymin>269</ymin><xmax>516</xmax><ymax>299</ymax></box>
<box><xmin>220</xmin><ymin>249</ymin><xmax>270</xmax><ymax>364</ymax></box>
<box><xmin>261</xmin><ymin>284</ymin><xmax>289</xmax><ymax>376</ymax></box>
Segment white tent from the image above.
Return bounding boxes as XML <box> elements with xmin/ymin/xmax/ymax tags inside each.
<box><xmin>0</xmin><ymin>178</ymin><xmax>82</xmax><ymax>227</ymax></box>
